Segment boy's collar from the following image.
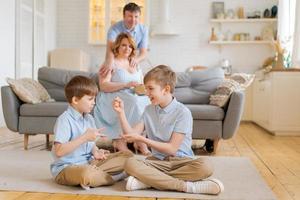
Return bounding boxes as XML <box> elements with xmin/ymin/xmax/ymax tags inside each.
<box><xmin>156</xmin><ymin>97</ymin><xmax>177</xmax><ymax>113</ymax></box>
<box><xmin>68</xmin><ymin>105</ymin><xmax>84</xmax><ymax>120</ymax></box>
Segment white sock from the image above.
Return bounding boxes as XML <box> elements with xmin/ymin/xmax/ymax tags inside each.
<box><xmin>186</xmin><ymin>182</ymin><xmax>194</xmax><ymax>193</ymax></box>
<box><xmin>111</xmin><ymin>172</ymin><xmax>128</xmax><ymax>182</ymax></box>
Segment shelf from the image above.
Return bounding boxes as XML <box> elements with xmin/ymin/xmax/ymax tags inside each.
<box><xmin>210</xmin><ymin>18</ymin><xmax>277</xmax><ymax>23</ymax></box>
<box><xmin>151</xmin><ymin>31</ymin><xmax>179</xmax><ymax>36</ymax></box>
<box><xmin>209</xmin><ymin>40</ymin><xmax>274</xmax><ymax>45</ymax></box>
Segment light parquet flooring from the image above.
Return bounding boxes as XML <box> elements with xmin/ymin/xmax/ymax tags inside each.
<box><xmin>0</xmin><ymin>122</ymin><xmax>299</xmax><ymax>200</ymax></box>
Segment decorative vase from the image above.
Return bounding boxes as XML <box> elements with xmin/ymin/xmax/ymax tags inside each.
<box><xmin>272</xmin><ymin>52</ymin><xmax>284</xmax><ymax>70</ymax></box>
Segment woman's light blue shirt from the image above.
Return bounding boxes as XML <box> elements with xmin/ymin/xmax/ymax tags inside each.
<box><xmin>94</xmin><ymin>67</ymin><xmax>150</xmax><ymax>139</ymax></box>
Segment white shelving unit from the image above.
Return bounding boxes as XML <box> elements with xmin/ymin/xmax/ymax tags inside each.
<box><xmin>209</xmin><ymin>18</ymin><xmax>278</xmax><ymax>46</ymax></box>
<box><xmin>209</xmin><ymin>40</ymin><xmax>273</xmax><ymax>45</ymax></box>
<box><xmin>210</xmin><ymin>18</ymin><xmax>277</xmax><ymax>23</ymax></box>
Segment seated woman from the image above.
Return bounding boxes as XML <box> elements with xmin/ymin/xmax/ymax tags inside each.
<box><xmin>94</xmin><ymin>33</ymin><xmax>150</xmax><ymax>154</ymax></box>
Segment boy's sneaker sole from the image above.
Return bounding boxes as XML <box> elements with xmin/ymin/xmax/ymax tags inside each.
<box><xmin>126</xmin><ymin>176</ymin><xmax>151</xmax><ymax>191</ymax></box>
<box><xmin>209</xmin><ymin>178</ymin><xmax>224</xmax><ymax>194</ymax></box>
<box><xmin>80</xmin><ymin>183</ymin><xmax>90</xmax><ymax>190</ymax></box>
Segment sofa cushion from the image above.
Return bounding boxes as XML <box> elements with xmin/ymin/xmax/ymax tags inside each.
<box><xmin>176</xmin><ymin>72</ymin><xmax>191</xmax><ymax>87</ymax></box>
<box><xmin>38</xmin><ymin>67</ymin><xmax>97</xmax><ymax>86</ymax></box>
<box><xmin>38</xmin><ymin>67</ymin><xmax>99</xmax><ymax>101</ymax></box>
<box><xmin>47</xmin><ymin>89</ymin><xmax>66</xmax><ymax>101</ymax></box>
<box><xmin>20</xmin><ymin>102</ymin><xmax>68</xmax><ymax>117</ymax></box>
<box><xmin>185</xmin><ymin>104</ymin><xmax>224</xmax><ymax>120</ymax></box>
<box><xmin>174</xmin><ymin>88</ymin><xmax>210</xmax><ymax>104</ymax></box>
<box><xmin>189</xmin><ymin>67</ymin><xmax>224</xmax><ymax>93</ymax></box>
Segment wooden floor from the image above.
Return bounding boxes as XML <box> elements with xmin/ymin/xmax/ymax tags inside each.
<box><xmin>0</xmin><ymin>122</ymin><xmax>299</xmax><ymax>200</ymax></box>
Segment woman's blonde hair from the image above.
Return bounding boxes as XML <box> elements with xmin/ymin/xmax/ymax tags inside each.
<box><xmin>112</xmin><ymin>33</ymin><xmax>136</xmax><ymax>59</ymax></box>
<box><xmin>144</xmin><ymin>65</ymin><xmax>177</xmax><ymax>93</ymax></box>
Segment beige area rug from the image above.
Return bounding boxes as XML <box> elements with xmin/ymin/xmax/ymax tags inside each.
<box><xmin>0</xmin><ymin>150</ymin><xmax>276</xmax><ymax>200</ymax></box>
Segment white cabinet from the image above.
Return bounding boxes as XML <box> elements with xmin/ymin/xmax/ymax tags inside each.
<box><xmin>252</xmin><ymin>72</ymin><xmax>300</xmax><ymax>135</ymax></box>
<box><xmin>88</xmin><ymin>0</ymin><xmax>148</xmax><ymax>45</ymax></box>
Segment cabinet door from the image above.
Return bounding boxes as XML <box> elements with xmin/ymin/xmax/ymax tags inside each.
<box><xmin>88</xmin><ymin>0</ymin><xmax>148</xmax><ymax>45</ymax></box>
<box><xmin>253</xmin><ymin>78</ymin><xmax>271</xmax><ymax>130</ymax></box>
<box><xmin>272</xmin><ymin>73</ymin><xmax>300</xmax><ymax>131</ymax></box>
<box><xmin>88</xmin><ymin>0</ymin><xmax>106</xmax><ymax>44</ymax></box>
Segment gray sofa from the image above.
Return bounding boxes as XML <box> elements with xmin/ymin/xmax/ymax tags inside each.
<box><xmin>1</xmin><ymin>66</ymin><xmax>245</xmax><ymax>151</ymax></box>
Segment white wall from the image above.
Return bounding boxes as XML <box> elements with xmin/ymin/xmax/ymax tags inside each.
<box><xmin>56</xmin><ymin>0</ymin><xmax>277</xmax><ymax>73</ymax></box>
<box><xmin>0</xmin><ymin>0</ymin><xmax>16</xmax><ymax>127</ymax></box>
<box><xmin>0</xmin><ymin>0</ymin><xmax>57</xmax><ymax>127</ymax></box>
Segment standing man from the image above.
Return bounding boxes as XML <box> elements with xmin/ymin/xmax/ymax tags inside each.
<box><xmin>101</xmin><ymin>2</ymin><xmax>148</xmax><ymax>74</ymax></box>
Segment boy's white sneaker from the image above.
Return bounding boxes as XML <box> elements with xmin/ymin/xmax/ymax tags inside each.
<box><xmin>126</xmin><ymin>176</ymin><xmax>151</xmax><ymax>191</ymax></box>
<box><xmin>187</xmin><ymin>178</ymin><xmax>224</xmax><ymax>195</ymax></box>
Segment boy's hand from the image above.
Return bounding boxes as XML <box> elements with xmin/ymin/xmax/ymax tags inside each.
<box><xmin>113</xmin><ymin>97</ymin><xmax>124</xmax><ymax>113</ymax></box>
<box><xmin>122</xmin><ymin>134</ymin><xmax>143</xmax><ymax>143</ymax></box>
<box><xmin>84</xmin><ymin>128</ymin><xmax>106</xmax><ymax>142</ymax></box>
<box><xmin>93</xmin><ymin>149</ymin><xmax>110</xmax><ymax>160</ymax></box>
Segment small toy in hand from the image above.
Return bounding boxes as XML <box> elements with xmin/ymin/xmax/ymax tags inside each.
<box><xmin>134</xmin><ymin>84</ymin><xmax>146</xmax><ymax>95</ymax></box>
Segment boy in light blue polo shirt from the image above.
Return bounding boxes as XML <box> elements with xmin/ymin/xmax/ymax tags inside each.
<box><xmin>50</xmin><ymin>76</ymin><xmax>133</xmax><ymax>190</ymax></box>
<box><xmin>113</xmin><ymin>65</ymin><xmax>224</xmax><ymax>195</ymax></box>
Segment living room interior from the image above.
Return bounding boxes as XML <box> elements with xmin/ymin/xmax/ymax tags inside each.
<box><xmin>0</xmin><ymin>0</ymin><xmax>299</xmax><ymax>199</ymax></box>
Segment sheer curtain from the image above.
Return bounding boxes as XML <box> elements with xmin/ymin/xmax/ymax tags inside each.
<box><xmin>292</xmin><ymin>0</ymin><xmax>300</xmax><ymax>67</ymax></box>
<box><xmin>277</xmin><ymin>0</ymin><xmax>296</xmax><ymax>67</ymax></box>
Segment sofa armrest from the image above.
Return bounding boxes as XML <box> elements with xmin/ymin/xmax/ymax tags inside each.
<box><xmin>1</xmin><ymin>86</ymin><xmax>21</xmax><ymax>132</ymax></box>
<box><xmin>222</xmin><ymin>91</ymin><xmax>245</xmax><ymax>139</ymax></box>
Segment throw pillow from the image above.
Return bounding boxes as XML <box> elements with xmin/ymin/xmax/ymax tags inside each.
<box><xmin>209</xmin><ymin>73</ymin><xmax>255</xmax><ymax>107</ymax></box>
<box><xmin>6</xmin><ymin>77</ymin><xmax>55</xmax><ymax>104</ymax></box>
<box><xmin>230</xmin><ymin>73</ymin><xmax>255</xmax><ymax>89</ymax></box>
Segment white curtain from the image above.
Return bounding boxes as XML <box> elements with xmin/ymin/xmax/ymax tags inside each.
<box><xmin>292</xmin><ymin>0</ymin><xmax>300</xmax><ymax>67</ymax></box>
<box><xmin>277</xmin><ymin>0</ymin><xmax>296</xmax><ymax>67</ymax></box>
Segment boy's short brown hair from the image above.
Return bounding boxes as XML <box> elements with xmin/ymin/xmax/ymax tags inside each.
<box><xmin>144</xmin><ymin>65</ymin><xmax>177</xmax><ymax>93</ymax></box>
<box><xmin>65</xmin><ymin>76</ymin><xmax>98</xmax><ymax>103</ymax></box>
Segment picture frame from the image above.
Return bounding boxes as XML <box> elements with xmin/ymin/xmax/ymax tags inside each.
<box><xmin>212</xmin><ymin>2</ymin><xmax>225</xmax><ymax>19</ymax></box>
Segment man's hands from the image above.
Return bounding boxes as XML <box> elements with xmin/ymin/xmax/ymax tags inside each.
<box><xmin>99</xmin><ymin>57</ymin><xmax>138</xmax><ymax>78</ymax></box>
<box><xmin>83</xmin><ymin>128</ymin><xmax>106</xmax><ymax>142</ymax></box>
<box><xmin>93</xmin><ymin>149</ymin><xmax>110</xmax><ymax>160</ymax></box>
<box><xmin>112</xmin><ymin>97</ymin><xmax>124</xmax><ymax>114</ymax></box>
<box><xmin>129</xmin><ymin>57</ymin><xmax>138</xmax><ymax>68</ymax></box>
<box><xmin>99</xmin><ymin>63</ymin><xmax>113</xmax><ymax>78</ymax></box>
